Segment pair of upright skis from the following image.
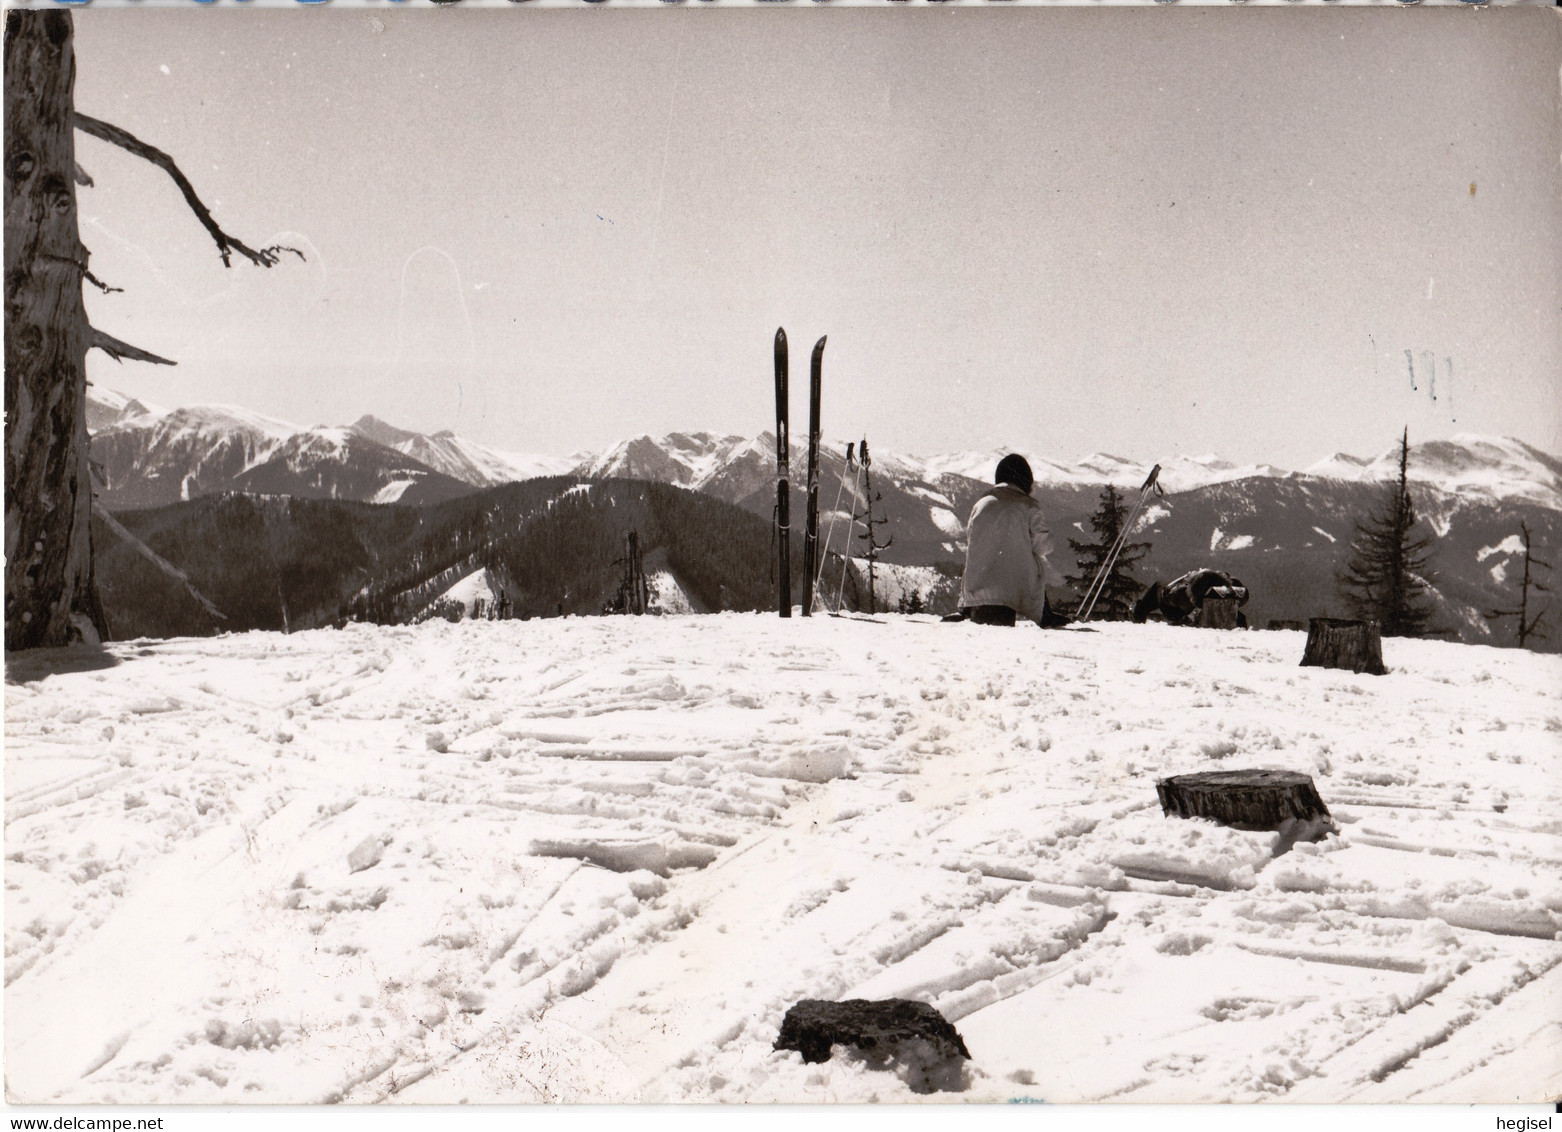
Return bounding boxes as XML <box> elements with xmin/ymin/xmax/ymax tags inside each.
<box><xmin>775</xmin><ymin>328</ymin><xmax>826</xmax><ymax>617</ymax></box>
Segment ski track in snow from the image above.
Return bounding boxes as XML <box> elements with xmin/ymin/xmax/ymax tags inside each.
<box><xmin>4</xmin><ymin>619</ymin><xmax>1560</xmax><ymax>1104</ymax></box>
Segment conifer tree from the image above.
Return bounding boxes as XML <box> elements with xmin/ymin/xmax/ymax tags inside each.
<box><xmin>1066</xmin><ymin>483</ymin><xmax>1150</xmax><ymax>621</ymax></box>
<box><xmin>1337</xmin><ymin>427</ymin><xmax>1436</xmax><ymax>637</ymax></box>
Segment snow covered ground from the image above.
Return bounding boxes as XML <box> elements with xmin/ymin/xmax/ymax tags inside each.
<box><xmin>421</xmin><ymin>570</ymin><xmax>506</xmax><ymax>622</ymax></box>
<box><xmin>5</xmin><ymin>617</ymin><xmax>1559</xmax><ymax>1104</ymax></box>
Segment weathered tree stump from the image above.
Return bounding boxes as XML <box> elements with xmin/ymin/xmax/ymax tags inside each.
<box><xmin>1157</xmin><ymin>769</ymin><xmax>1331</xmax><ymax>830</ymax></box>
<box><xmin>775</xmin><ymin>999</ymin><xmax>970</xmax><ymax>1092</ymax></box>
<box><xmin>1197</xmin><ymin>597</ymin><xmax>1240</xmax><ymax>629</ymax></box>
<box><xmin>1300</xmin><ymin>617</ymin><xmax>1385</xmax><ymax>675</ymax></box>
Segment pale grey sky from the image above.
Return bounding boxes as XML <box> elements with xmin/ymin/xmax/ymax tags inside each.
<box><xmin>74</xmin><ymin>7</ymin><xmax>1560</xmax><ymax>467</ymax></box>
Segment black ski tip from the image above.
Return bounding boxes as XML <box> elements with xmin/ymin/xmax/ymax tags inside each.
<box><xmin>775</xmin><ymin>327</ymin><xmax>788</xmax><ymax>348</ymax></box>
<box><xmin>813</xmin><ymin>335</ymin><xmax>827</xmax><ymax>357</ymax></box>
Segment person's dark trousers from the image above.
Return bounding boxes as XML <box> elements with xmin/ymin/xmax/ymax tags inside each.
<box><xmin>968</xmin><ymin>605</ymin><xmax>1017</xmax><ymax>627</ymax></box>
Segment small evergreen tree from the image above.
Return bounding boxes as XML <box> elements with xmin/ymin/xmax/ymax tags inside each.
<box><xmin>1337</xmin><ymin>427</ymin><xmax>1436</xmax><ymax>637</ymax></box>
<box><xmin>1066</xmin><ymin>484</ymin><xmax>1150</xmax><ymax>620</ymax></box>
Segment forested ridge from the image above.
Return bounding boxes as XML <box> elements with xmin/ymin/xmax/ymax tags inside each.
<box><xmin>94</xmin><ymin>478</ymin><xmax>808</xmax><ymax>638</ymax></box>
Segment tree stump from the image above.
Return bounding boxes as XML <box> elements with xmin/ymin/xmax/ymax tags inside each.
<box><xmin>1197</xmin><ymin>597</ymin><xmax>1240</xmax><ymax>629</ymax></box>
<box><xmin>1300</xmin><ymin>617</ymin><xmax>1385</xmax><ymax>675</ymax></box>
<box><xmin>1157</xmin><ymin>769</ymin><xmax>1331</xmax><ymax>830</ymax></box>
<box><xmin>775</xmin><ymin>999</ymin><xmax>970</xmax><ymax>1093</ymax></box>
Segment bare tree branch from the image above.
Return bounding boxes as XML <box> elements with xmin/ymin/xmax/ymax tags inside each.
<box><xmin>73</xmin><ymin>160</ymin><xmax>93</xmax><ymax>188</ymax></box>
<box><xmin>39</xmin><ymin>251</ymin><xmax>121</xmax><ymax>294</ymax></box>
<box><xmin>83</xmin><ymin>269</ymin><xmax>121</xmax><ymax>294</ymax></box>
<box><xmin>88</xmin><ymin>325</ymin><xmax>176</xmax><ymax>367</ymax></box>
<box><xmin>73</xmin><ymin>112</ymin><xmax>304</xmax><ymax>270</ymax></box>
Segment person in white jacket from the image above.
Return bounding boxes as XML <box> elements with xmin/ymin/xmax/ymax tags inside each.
<box><xmin>957</xmin><ymin>454</ymin><xmax>1056</xmax><ymax>626</ymax></box>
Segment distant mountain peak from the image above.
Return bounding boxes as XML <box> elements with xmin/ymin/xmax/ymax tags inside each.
<box><xmin>85</xmin><ymin>386</ymin><xmax>168</xmax><ymax>434</ymax></box>
<box><xmin>349</xmin><ymin>414</ymin><xmax>421</xmax><ymax>448</ymax></box>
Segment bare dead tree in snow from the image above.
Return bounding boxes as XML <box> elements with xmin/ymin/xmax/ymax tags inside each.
<box><xmin>1485</xmin><ymin>520</ymin><xmax>1551</xmax><ymax>649</ymax></box>
<box><xmin>4</xmin><ymin>10</ymin><xmax>295</xmax><ymax>649</ymax></box>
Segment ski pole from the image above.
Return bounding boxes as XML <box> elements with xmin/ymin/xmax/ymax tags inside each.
<box><xmin>1076</xmin><ymin>465</ymin><xmax>1161</xmax><ymax>623</ymax></box>
<box><xmin>1077</xmin><ymin>479</ymin><xmax>1153</xmax><ymax>623</ymax></box>
<box><xmin>1078</xmin><ymin>464</ymin><xmax>1160</xmax><ymax>622</ymax></box>
<box><xmin>815</xmin><ymin>449</ymin><xmax>853</xmax><ymax>612</ymax></box>
<box><xmin>1077</xmin><ymin>471</ymin><xmax>1147</xmax><ymax>615</ymax></box>
<box><xmin>835</xmin><ymin>457</ymin><xmax>867</xmax><ymax>613</ymax></box>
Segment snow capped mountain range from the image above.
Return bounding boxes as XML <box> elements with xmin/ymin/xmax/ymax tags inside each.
<box><xmin>573</xmin><ymin>431</ymin><xmax>754</xmax><ymax>490</ymax></box>
<box><xmin>82</xmin><ymin>388</ymin><xmax>1562</xmax><ymax>649</ymax></box>
<box><xmin>88</xmin><ymin>395</ymin><xmax>573</xmax><ymax>509</ymax></box>
<box><xmin>349</xmin><ymin>415</ymin><xmax>579</xmax><ymax>488</ymax></box>
<box><xmin>86</xmin><ymin>387</ymin><xmax>1562</xmax><ymax>514</ymax></box>
<box><xmin>1304</xmin><ymin>435</ymin><xmax>1562</xmax><ymax>511</ymax></box>
<box><xmin>564</xmin><ymin>427</ymin><xmax>1562</xmax><ymax>512</ymax></box>
<box><xmin>874</xmin><ymin>440</ymin><xmax>1557</xmax><ymax>507</ymax></box>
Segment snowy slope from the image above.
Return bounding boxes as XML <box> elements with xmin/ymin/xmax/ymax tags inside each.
<box><xmin>823</xmin><ymin>559</ymin><xmax>958</xmax><ymax>615</ymax></box>
<box><xmin>917</xmin><ymin>448</ymin><xmax>1016</xmax><ymax>483</ymax></box>
<box><xmin>230</xmin><ymin>428</ymin><xmax>475</xmax><ymax>507</ymax></box>
<box><xmin>91</xmin><ymin>405</ymin><xmax>299</xmax><ymax>507</ymax></box>
<box><xmin>85</xmin><ymin>387</ymin><xmax>166</xmax><ymax>434</ymax></box>
<box><xmin>572</xmin><ymin>432</ymin><xmax>734</xmax><ymax>486</ymax></box>
<box><xmin>646</xmin><ymin>572</ymin><xmax>699</xmax><ymax>615</ymax></box>
<box><xmin>1305</xmin><ymin>435</ymin><xmax>1562</xmax><ymax>511</ymax></box>
<box><xmin>915</xmin><ymin>450</ymin><xmax>1290</xmax><ymax>494</ymax></box>
<box><xmin>480</xmin><ymin>446</ymin><xmax>582</xmax><ymax>485</ymax></box>
<box><xmin>416</xmin><ymin>568</ymin><xmax>507</xmax><ymax>622</ymax></box>
<box><xmin>641</xmin><ymin>547</ymin><xmax>706</xmax><ymax>615</ymax></box>
<box><xmin>349</xmin><ymin>416</ymin><xmax>574</xmax><ymax>487</ymax></box>
<box><xmin>6</xmin><ymin>619</ymin><xmax>1558</xmax><ymax>1104</ymax></box>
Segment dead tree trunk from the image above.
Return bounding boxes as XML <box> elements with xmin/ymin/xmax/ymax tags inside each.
<box><xmin>1300</xmin><ymin>616</ymin><xmax>1386</xmax><ymax>675</ymax></box>
<box><xmin>1157</xmin><ymin>769</ymin><xmax>1331</xmax><ymax>830</ymax></box>
<box><xmin>1485</xmin><ymin>520</ymin><xmax>1551</xmax><ymax>649</ymax></box>
<box><xmin>4</xmin><ymin>11</ymin><xmax>107</xmax><ymax>649</ymax></box>
<box><xmin>5</xmin><ymin>11</ymin><xmax>291</xmax><ymax>650</ymax></box>
<box><xmin>1197</xmin><ymin>596</ymin><xmax>1239</xmax><ymax>629</ymax></box>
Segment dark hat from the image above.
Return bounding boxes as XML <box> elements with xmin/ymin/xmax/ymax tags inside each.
<box><xmin>994</xmin><ymin>454</ymin><xmax>1034</xmax><ymax>494</ymax></box>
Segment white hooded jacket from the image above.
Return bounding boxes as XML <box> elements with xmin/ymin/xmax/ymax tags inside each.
<box><xmin>958</xmin><ymin>484</ymin><xmax>1055</xmax><ymax>621</ymax></box>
